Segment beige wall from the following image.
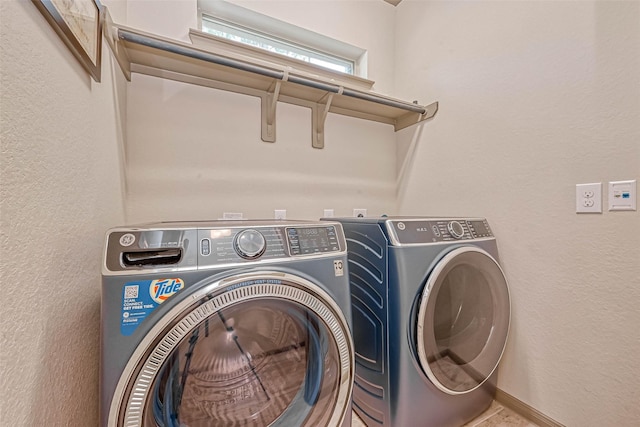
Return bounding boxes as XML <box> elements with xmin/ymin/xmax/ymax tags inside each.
<box><xmin>0</xmin><ymin>1</ymin><xmax>126</xmax><ymax>425</ymax></box>
<box><xmin>395</xmin><ymin>1</ymin><xmax>640</xmax><ymax>425</ymax></box>
<box><xmin>123</xmin><ymin>0</ymin><xmax>398</xmax><ymax>223</ymax></box>
<box><xmin>125</xmin><ymin>76</ymin><xmax>397</xmax><ymax>222</ymax></box>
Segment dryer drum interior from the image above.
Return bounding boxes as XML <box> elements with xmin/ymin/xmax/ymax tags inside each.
<box><xmin>114</xmin><ymin>276</ymin><xmax>353</xmax><ymax>427</ymax></box>
<box><xmin>417</xmin><ymin>247</ymin><xmax>511</xmax><ymax>395</ymax></box>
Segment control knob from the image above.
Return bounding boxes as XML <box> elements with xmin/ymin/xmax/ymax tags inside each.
<box><xmin>447</xmin><ymin>221</ymin><xmax>465</xmax><ymax>239</ymax></box>
<box><xmin>234</xmin><ymin>229</ymin><xmax>266</xmax><ymax>259</ymax></box>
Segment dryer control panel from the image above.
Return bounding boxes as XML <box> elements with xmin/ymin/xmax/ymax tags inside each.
<box><xmin>386</xmin><ymin>218</ymin><xmax>493</xmax><ymax>245</ymax></box>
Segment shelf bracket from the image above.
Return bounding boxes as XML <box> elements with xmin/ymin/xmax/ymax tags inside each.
<box><xmin>261</xmin><ymin>69</ymin><xmax>289</xmax><ymax>142</ymax></box>
<box><xmin>312</xmin><ymin>88</ymin><xmax>339</xmax><ymax>149</ymax></box>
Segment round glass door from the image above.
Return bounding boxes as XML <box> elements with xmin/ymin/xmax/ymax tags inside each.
<box><xmin>113</xmin><ymin>273</ymin><xmax>353</xmax><ymax>427</ymax></box>
<box><xmin>416</xmin><ymin>247</ymin><xmax>510</xmax><ymax>395</ymax></box>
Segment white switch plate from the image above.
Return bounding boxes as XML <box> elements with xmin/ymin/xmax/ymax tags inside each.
<box><xmin>608</xmin><ymin>180</ymin><xmax>636</xmax><ymax>211</ymax></box>
<box><xmin>323</xmin><ymin>209</ymin><xmax>334</xmax><ymax>218</ymax></box>
<box><xmin>353</xmin><ymin>208</ymin><xmax>367</xmax><ymax>218</ymax></box>
<box><xmin>222</xmin><ymin>212</ymin><xmax>244</xmax><ymax>220</ymax></box>
<box><xmin>274</xmin><ymin>209</ymin><xmax>287</xmax><ymax>220</ymax></box>
<box><xmin>576</xmin><ymin>183</ymin><xmax>602</xmax><ymax>213</ymax></box>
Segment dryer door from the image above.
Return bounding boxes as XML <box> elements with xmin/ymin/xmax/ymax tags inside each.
<box><xmin>110</xmin><ymin>272</ymin><xmax>353</xmax><ymax>427</ymax></box>
<box><xmin>416</xmin><ymin>247</ymin><xmax>510</xmax><ymax>395</ymax></box>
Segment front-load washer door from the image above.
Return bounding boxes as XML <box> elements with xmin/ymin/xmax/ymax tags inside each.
<box><xmin>416</xmin><ymin>247</ymin><xmax>510</xmax><ymax>395</ymax></box>
<box><xmin>110</xmin><ymin>272</ymin><xmax>353</xmax><ymax>427</ymax></box>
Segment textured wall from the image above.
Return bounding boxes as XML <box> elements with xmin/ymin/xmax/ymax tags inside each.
<box><xmin>395</xmin><ymin>1</ymin><xmax>640</xmax><ymax>425</ymax></box>
<box><xmin>0</xmin><ymin>1</ymin><xmax>126</xmax><ymax>425</ymax></box>
<box><xmin>124</xmin><ymin>0</ymin><xmax>398</xmax><ymax>223</ymax></box>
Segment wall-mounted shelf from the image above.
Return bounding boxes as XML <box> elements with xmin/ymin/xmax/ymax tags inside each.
<box><xmin>105</xmin><ymin>21</ymin><xmax>438</xmax><ymax>148</ymax></box>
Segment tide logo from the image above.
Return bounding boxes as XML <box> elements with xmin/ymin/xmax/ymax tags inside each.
<box><xmin>149</xmin><ymin>278</ymin><xmax>184</xmax><ymax>304</ymax></box>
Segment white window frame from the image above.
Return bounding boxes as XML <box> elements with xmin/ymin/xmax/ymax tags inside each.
<box><xmin>201</xmin><ymin>16</ymin><xmax>356</xmax><ymax>75</ymax></box>
<box><xmin>196</xmin><ymin>0</ymin><xmax>371</xmax><ymax>88</ymax></box>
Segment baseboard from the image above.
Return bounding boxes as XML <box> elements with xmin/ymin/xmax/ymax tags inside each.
<box><xmin>495</xmin><ymin>389</ymin><xmax>565</xmax><ymax>427</ymax></box>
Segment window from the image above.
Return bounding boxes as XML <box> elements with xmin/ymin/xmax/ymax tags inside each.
<box><xmin>197</xmin><ymin>0</ymin><xmax>367</xmax><ymax>78</ymax></box>
<box><xmin>201</xmin><ymin>17</ymin><xmax>355</xmax><ymax>74</ymax></box>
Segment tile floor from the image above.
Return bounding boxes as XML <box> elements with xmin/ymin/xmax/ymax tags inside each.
<box><xmin>351</xmin><ymin>401</ymin><xmax>538</xmax><ymax>427</ymax></box>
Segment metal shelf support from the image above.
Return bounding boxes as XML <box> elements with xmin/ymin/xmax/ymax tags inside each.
<box><xmin>313</xmin><ymin>91</ymin><xmax>337</xmax><ymax>149</ymax></box>
<box><xmin>261</xmin><ymin>76</ymin><xmax>284</xmax><ymax>143</ymax></box>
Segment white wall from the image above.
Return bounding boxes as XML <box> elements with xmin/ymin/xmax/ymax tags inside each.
<box><xmin>0</xmin><ymin>1</ymin><xmax>126</xmax><ymax>424</ymax></box>
<box><xmin>395</xmin><ymin>1</ymin><xmax>640</xmax><ymax>425</ymax></box>
<box><xmin>123</xmin><ymin>0</ymin><xmax>398</xmax><ymax>223</ymax></box>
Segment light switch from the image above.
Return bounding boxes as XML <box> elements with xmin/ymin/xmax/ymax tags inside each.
<box><xmin>608</xmin><ymin>180</ymin><xmax>636</xmax><ymax>211</ymax></box>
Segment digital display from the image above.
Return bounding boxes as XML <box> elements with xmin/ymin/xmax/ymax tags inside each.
<box><xmin>299</xmin><ymin>227</ymin><xmax>329</xmax><ymax>249</ymax></box>
<box><xmin>469</xmin><ymin>221</ymin><xmax>490</xmax><ymax>236</ymax></box>
<box><xmin>288</xmin><ymin>226</ymin><xmax>339</xmax><ymax>255</ymax></box>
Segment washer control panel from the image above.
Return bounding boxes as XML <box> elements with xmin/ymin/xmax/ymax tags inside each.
<box><xmin>105</xmin><ymin>221</ymin><xmax>346</xmax><ymax>273</ymax></box>
<box><xmin>286</xmin><ymin>226</ymin><xmax>341</xmax><ymax>256</ymax></box>
<box><xmin>388</xmin><ymin>218</ymin><xmax>493</xmax><ymax>245</ymax></box>
<box><xmin>198</xmin><ymin>224</ymin><xmax>344</xmax><ymax>266</ymax></box>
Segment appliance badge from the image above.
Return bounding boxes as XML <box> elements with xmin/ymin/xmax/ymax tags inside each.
<box><xmin>150</xmin><ymin>278</ymin><xmax>185</xmax><ymax>304</ymax></box>
<box><xmin>119</xmin><ymin>233</ymin><xmax>136</xmax><ymax>247</ymax></box>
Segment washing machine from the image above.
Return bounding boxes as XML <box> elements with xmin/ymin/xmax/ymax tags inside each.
<box><xmin>328</xmin><ymin>217</ymin><xmax>510</xmax><ymax>427</ymax></box>
<box><xmin>100</xmin><ymin>220</ymin><xmax>354</xmax><ymax>427</ymax></box>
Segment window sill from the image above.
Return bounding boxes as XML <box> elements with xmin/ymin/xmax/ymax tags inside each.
<box><xmin>188</xmin><ymin>29</ymin><xmax>375</xmax><ymax>92</ymax></box>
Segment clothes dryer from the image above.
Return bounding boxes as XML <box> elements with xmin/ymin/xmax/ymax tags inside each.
<box><xmin>329</xmin><ymin>217</ymin><xmax>510</xmax><ymax>427</ymax></box>
<box><xmin>101</xmin><ymin>220</ymin><xmax>354</xmax><ymax>427</ymax></box>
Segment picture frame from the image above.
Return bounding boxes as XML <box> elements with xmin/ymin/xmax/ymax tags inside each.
<box><xmin>32</xmin><ymin>0</ymin><xmax>103</xmax><ymax>82</ymax></box>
